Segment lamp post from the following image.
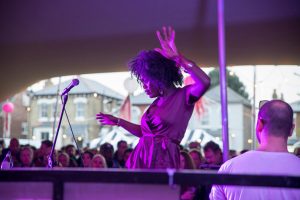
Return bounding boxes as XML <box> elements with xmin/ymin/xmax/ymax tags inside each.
<box><xmin>26</xmin><ymin>106</ymin><xmax>31</xmax><ymax>142</ymax></box>
<box><xmin>251</xmin><ymin>65</ymin><xmax>257</xmax><ymax>149</ymax></box>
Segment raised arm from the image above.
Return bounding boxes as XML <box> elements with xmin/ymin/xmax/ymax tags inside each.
<box><xmin>96</xmin><ymin>113</ymin><xmax>142</xmax><ymax>137</ymax></box>
<box><xmin>155</xmin><ymin>26</ymin><xmax>211</xmax><ymax>104</ymax></box>
<box><xmin>177</xmin><ymin>55</ymin><xmax>211</xmax><ymax>103</ymax></box>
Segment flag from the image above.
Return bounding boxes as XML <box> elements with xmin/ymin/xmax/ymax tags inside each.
<box><xmin>119</xmin><ymin>95</ymin><xmax>131</xmax><ymax>121</ymax></box>
<box><xmin>184</xmin><ymin>76</ymin><xmax>207</xmax><ymax>118</ymax></box>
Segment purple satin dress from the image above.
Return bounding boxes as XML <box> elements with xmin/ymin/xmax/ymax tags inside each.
<box><xmin>126</xmin><ymin>86</ymin><xmax>195</xmax><ymax>169</ymax></box>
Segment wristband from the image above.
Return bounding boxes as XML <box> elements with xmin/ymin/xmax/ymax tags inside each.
<box><xmin>117</xmin><ymin>118</ymin><xmax>121</xmax><ymax>126</ymax></box>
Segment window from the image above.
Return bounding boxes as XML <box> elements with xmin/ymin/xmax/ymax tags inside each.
<box><xmin>21</xmin><ymin>122</ymin><xmax>28</xmax><ymax>135</ymax></box>
<box><xmin>74</xmin><ymin>97</ymin><xmax>87</xmax><ymax>120</ymax></box>
<box><xmin>41</xmin><ymin>132</ymin><xmax>49</xmax><ymax>140</ymax></box>
<box><xmin>76</xmin><ymin>102</ymin><xmax>85</xmax><ymax>119</ymax></box>
<box><xmin>39</xmin><ymin>103</ymin><xmax>49</xmax><ymax>119</ymax></box>
<box><xmin>37</xmin><ymin>99</ymin><xmax>59</xmax><ymax>122</ymax></box>
<box><xmin>103</xmin><ymin>98</ymin><xmax>112</xmax><ymax>112</ymax></box>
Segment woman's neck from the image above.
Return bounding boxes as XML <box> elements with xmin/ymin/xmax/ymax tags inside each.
<box><xmin>162</xmin><ymin>86</ymin><xmax>176</xmax><ymax>97</ymax></box>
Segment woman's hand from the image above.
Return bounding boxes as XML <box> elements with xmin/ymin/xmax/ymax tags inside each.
<box><xmin>155</xmin><ymin>26</ymin><xmax>179</xmax><ymax>59</ymax></box>
<box><xmin>96</xmin><ymin>112</ymin><xmax>142</xmax><ymax>137</ymax></box>
<box><xmin>96</xmin><ymin>112</ymin><xmax>119</xmax><ymax>126</ymax></box>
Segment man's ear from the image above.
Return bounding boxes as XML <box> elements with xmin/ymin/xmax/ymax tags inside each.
<box><xmin>289</xmin><ymin>123</ymin><xmax>295</xmax><ymax>137</ymax></box>
<box><xmin>256</xmin><ymin>118</ymin><xmax>264</xmax><ymax>144</ymax></box>
<box><xmin>256</xmin><ymin>118</ymin><xmax>264</xmax><ymax>132</ymax></box>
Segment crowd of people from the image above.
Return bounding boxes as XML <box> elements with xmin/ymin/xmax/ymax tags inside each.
<box><xmin>0</xmin><ymin>138</ymin><xmax>130</xmax><ymax>169</ymax></box>
<box><xmin>0</xmin><ymin>137</ymin><xmax>233</xmax><ymax>170</ymax></box>
<box><xmin>1</xmin><ymin>135</ymin><xmax>299</xmax><ymax>199</ymax></box>
<box><xmin>0</xmin><ymin>137</ymin><xmax>251</xmax><ymax>200</ymax></box>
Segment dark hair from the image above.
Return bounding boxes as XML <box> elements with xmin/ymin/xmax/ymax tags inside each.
<box><xmin>83</xmin><ymin>150</ymin><xmax>94</xmax><ymax>159</ymax></box>
<box><xmin>240</xmin><ymin>149</ymin><xmax>249</xmax><ymax>154</ymax></box>
<box><xmin>42</xmin><ymin>140</ymin><xmax>53</xmax><ymax>148</ymax></box>
<box><xmin>229</xmin><ymin>149</ymin><xmax>237</xmax><ymax>158</ymax></box>
<box><xmin>117</xmin><ymin>140</ymin><xmax>127</xmax><ymax>147</ymax></box>
<box><xmin>189</xmin><ymin>148</ymin><xmax>203</xmax><ymax>160</ymax></box>
<box><xmin>180</xmin><ymin>151</ymin><xmax>195</xmax><ymax>169</ymax></box>
<box><xmin>100</xmin><ymin>143</ymin><xmax>114</xmax><ymax>153</ymax></box>
<box><xmin>66</xmin><ymin>144</ymin><xmax>75</xmax><ymax>149</ymax></box>
<box><xmin>128</xmin><ymin>50</ymin><xmax>183</xmax><ymax>89</ymax></box>
<box><xmin>188</xmin><ymin>141</ymin><xmax>201</xmax><ymax>150</ymax></box>
<box><xmin>258</xmin><ymin>100</ymin><xmax>293</xmax><ymax>138</ymax></box>
<box><xmin>124</xmin><ymin>148</ymin><xmax>133</xmax><ymax>155</ymax></box>
<box><xmin>204</xmin><ymin>141</ymin><xmax>221</xmax><ymax>153</ymax></box>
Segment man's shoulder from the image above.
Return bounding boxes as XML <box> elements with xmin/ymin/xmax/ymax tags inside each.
<box><xmin>219</xmin><ymin>150</ymin><xmax>269</xmax><ymax>173</ymax></box>
<box><xmin>218</xmin><ymin>150</ymin><xmax>300</xmax><ymax>174</ymax></box>
<box><xmin>220</xmin><ymin>151</ymin><xmax>255</xmax><ymax>168</ymax></box>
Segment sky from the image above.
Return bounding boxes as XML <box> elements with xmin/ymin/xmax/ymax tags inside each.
<box><xmin>28</xmin><ymin>65</ymin><xmax>300</xmax><ymax>107</ymax></box>
<box><xmin>229</xmin><ymin>65</ymin><xmax>300</xmax><ymax>105</ymax></box>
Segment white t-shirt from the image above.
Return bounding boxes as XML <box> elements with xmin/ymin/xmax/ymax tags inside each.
<box><xmin>210</xmin><ymin>150</ymin><xmax>300</xmax><ymax>200</ymax></box>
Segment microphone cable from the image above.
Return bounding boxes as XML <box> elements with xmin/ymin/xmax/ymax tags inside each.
<box><xmin>61</xmin><ymin>96</ymin><xmax>84</xmax><ymax>167</ymax></box>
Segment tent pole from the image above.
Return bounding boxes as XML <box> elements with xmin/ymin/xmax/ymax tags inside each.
<box><xmin>218</xmin><ymin>0</ymin><xmax>229</xmax><ymax>162</ymax></box>
<box><xmin>251</xmin><ymin>65</ymin><xmax>257</xmax><ymax>149</ymax></box>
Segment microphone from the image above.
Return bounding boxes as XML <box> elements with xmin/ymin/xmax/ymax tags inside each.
<box><xmin>60</xmin><ymin>79</ymin><xmax>80</xmax><ymax>96</ymax></box>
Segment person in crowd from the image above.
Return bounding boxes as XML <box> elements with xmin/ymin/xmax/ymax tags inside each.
<box><xmin>96</xmin><ymin>26</ymin><xmax>210</xmax><ymax>169</ymax></box>
<box><xmin>82</xmin><ymin>150</ymin><xmax>94</xmax><ymax>168</ymax></box>
<box><xmin>189</xmin><ymin>149</ymin><xmax>203</xmax><ymax>169</ymax></box>
<box><xmin>229</xmin><ymin>149</ymin><xmax>237</xmax><ymax>159</ymax></box>
<box><xmin>65</xmin><ymin>144</ymin><xmax>79</xmax><ymax>167</ymax></box>
<box><xmin>90</xmin><ymin>148</ymin><xmax>99</xmax><ymax>156</ymax></box>
<box><xmin>294</xmin><ymin>146</ymin><xmax>300</xmax><ymax>158</ymax></box>
<box><xmin>113</xmin><ymin>140</ymin><xmax>128</xmax><ymax>168</ymax></box>
<box><xmin>123</xmin><ymin>148</ymin><xmax>133</xmax><ymax>164</ymax></box>
<box><xmin>34</xmin><ymin>140</ymin><xmax>53</xmax><ymax>167</ymax></box>
<box><xmin>180</xmin><ymin>151</ymin><xmax>196</xmax><ymax>200</ymax></box>
<box><xmin>1</xmin><ymin>137</ymin><xmax>20</xmax><ymax>167</ymax></box>
<box><xmin>18</xmin><ymin>146</ymin><xmax>34</xmax><ymax>167</ymax></box>
<box><xmin>188</xmin><ymin>141</ymin><xmax>201</xmax><ymax>150</ymax></box>
<box><xmin>43</xmin><ymin>144</ymin><xmax>57</xmax><ymax>167</ymax></box>
<box><xmin>210</xmin><ymin>100</ymin><xmax>300</xmax><ymax>200</ymax></box>
<box><xmin>202</xmin><ymin>141</ymin><xmax>223</xmax><ymax>169</ymax></box>
<box><xmin>0</xmin><ymin>140</ymin><xmax>5</xmax><ymax>154</ymax></box>
<box><xmin>100</xmin><ymin>142</ymin><xmax>119</xmax><ymax>168</ymax></box>
<box><xmin>57</xmin><ymin>152</ymin><xmax>70</xmax><ymax>167</ymax></box>
<box><xmin>239</xmin><ymin>149</ymin><xmax>249</xmax><ymax>155</ymax></box>
<box><xmin>180</xmin><ymin>150</ymin><xmax>196</xmax><ymax>170</ymax></box>
<box><xmin>92</xmin><ymin>154</ymin><xmax>107</xmax><ymax>168</ymax></box>
<box><xmin>179</xmin><ymin>145</ymin><xmax>185</xmax><ymax>151</ymax></box>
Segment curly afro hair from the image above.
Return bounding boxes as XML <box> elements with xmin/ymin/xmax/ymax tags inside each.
<box><xmin>128</xmin><ymin>50</ymin><xmax>183</xmax><ymax>89</ymax></box>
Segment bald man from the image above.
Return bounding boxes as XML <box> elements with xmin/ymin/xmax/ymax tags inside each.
<box><xmin>210</xmin><ymin>100</ymin><xmax>300</xmax><ymax>200</ymax></box>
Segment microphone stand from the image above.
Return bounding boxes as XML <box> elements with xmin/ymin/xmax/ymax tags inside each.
<box><xmin>48</xmin><ymin>94</ymin><xmax>68</xmax><ymax>168</ymax></box>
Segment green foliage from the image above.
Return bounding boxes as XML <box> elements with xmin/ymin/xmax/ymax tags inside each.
<box><xmin>208</xmin><ymin>68</ymin><xmax>249</xmax><ymax>99</ymax></box>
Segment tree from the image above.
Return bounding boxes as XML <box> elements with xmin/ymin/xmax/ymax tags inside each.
<box><xmin>208</xmin><ymin>68</ymin><xmax>249</xmax><ymax>99</ymax></box>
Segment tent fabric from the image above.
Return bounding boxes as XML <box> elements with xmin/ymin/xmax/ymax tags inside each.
<box><xmin>0</xmin><ymin>0</ymin><xmax>299</xmax><ymax>101</ymax></box>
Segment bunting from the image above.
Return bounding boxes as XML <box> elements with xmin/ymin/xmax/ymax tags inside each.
<box><xmin>119</xmin><ymin>95</ymin><xmax>131</xmax><ymax>121</ymax></box>
<box><xmin>184</xmin><ymin>76</ymin><xmax>207</xmax><ymax>118</ymax></box>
